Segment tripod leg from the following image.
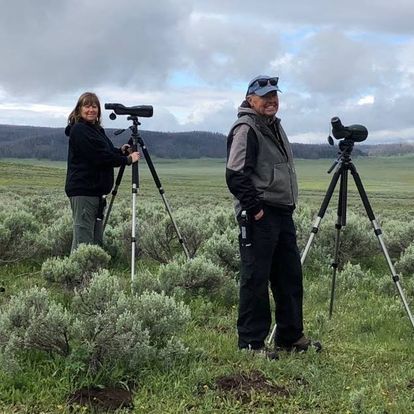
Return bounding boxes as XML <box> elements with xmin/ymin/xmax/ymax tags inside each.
<box><xmin>131</xmin><ymin>146</ymin><xmax>139</xmax><ymax>284</ymax></box>
<box><xmin>301</xmin><ymin>164</ymin><xmax>343</xmax><ymax>264</ymax></box>
<box><xmin>350</xmin><ymin>164</ymin><xmax>414</xmax><ymax>329</ymax></box>
<box><xmin>103</xmin><ymin>164</ymin><xmax>126</xmax><ymax>231</ymax></box>
<box><xmin>138</xmin><ymin>138</ymin><xmax>191</xmax><ymax>260</ymax></box>
<box><xmin>329</xmin><ymin>169</ymin><xmax>348</xmax><ymax>318</ymax></box>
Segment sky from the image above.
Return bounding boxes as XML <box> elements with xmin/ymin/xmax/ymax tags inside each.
<box><xmin>1</xmin><ymin>0</ymin><xmax>414</xmax><ymax>144</ymax></box>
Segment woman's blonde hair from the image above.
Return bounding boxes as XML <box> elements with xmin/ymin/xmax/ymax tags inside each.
<box><xmin>67</xmin><ymin>92</ymin><xmax>102</xmax><ymax>126</ymax></box>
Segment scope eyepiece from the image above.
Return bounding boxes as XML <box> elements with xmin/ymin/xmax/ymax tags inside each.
<box><xmin>330</xmin><ymin>116</ymin><xmax>368</xmax><ymax>142</ymax></box>
<box><xmin>104</xmin><ymin>103</ymin><xmax>153</xmax><ymax>118</ymax></box>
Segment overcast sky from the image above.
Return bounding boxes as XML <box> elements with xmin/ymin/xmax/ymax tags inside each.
<box><xmin>1</xmin><ymin>0</ymin><xmax>414</xmax><ymax>144</ymax></box>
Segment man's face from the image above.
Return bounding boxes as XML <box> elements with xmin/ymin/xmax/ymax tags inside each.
<box><xmin>247</xmin><ymin>91</ymin><xmax>279</xmax><ymax>117</ymax></box>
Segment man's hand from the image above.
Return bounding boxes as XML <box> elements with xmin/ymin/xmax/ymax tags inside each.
<box><xmin>254</xmin><ymin>209</ymin><xmax>264</xmax><ymax>221</ymax></box>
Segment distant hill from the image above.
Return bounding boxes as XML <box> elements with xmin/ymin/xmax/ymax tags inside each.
<box><xmin>0</xmin><ymin>125</ymin><xmax>227</xmax><ymax>160</ymax></box>
<box><xmin>0</xmin><ymin>124</ymin><xmax>378</xmax><ymax>161</ymax></box>
<box><xmin>359</xmin><ymin>142</ymin><xmax>414</xmax><ymax>156</ymax></box>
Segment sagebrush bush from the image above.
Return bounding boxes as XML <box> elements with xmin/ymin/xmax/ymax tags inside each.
<box><xmin>41</xmin><ymin>244</ymin><xmax>110</xmax><ymax>289</ymax></box>
<box><xmin>25</xmin><ymin>195</ymin><xmax>67</xmax><ymax>226</ymax></box>
<box><xmin>72</xmin><ymin>270</ymin><xmax>152</xmax><ymax>374</ymax></box>
<box><xmin>103</xmin><ymin>222</ymin><xmax>131</xmax><ymax>262</ymax></box>
<box><xmin>157</xmin><ymin>257</ymin><xmax>237</xmax><ymax>303</ymax></box>
<box><xmin>200</xmin><ymin>228</ymin><xmax>240</xmax><ymax>273</ymax></box>
<box><xmin>174</xmin><ymin>208</ymin><xmax>212</xmax><ymax>258</ymax></box>
<box><xmin>382</xmin><ymin>219</ymin><xmax>414</xmax><ymax>260</ymax></box>
<box><xmin>396</xmin><ymin>243</ymin><xmax>414</xmax><ymax>276</ymax></box>
<box><xmin>0</xmin><ymin>271</ymin><xmax>191</xmax><ymax>381</ymax></box>
<box><xmin>0</xmin><ymin>287</ymin><xmax>72</xmax><ymax>359</ymax></box>
<box><xmin>72</xmin><ymin>271</ymin><xmax>190</xmax><ymax>375</ymax></box>
<box><xmin>34</xmin><ymin>211</ymin><xmax>73</xmax><ymax>258</ymax></box>
<box><xmin>337</xmin><ymin>262</ymin><xmax>372</xmax><ymax>290</ymax></box>
<box><xmin>293</xmin><ymin>204</ymin><xmax>315</xmax><ymax>251</ymax></box>
<box><xmin>306</xmin><ymin>211</ymin><xmax>377</xmax><ymax>266</ymax></box>
<box><xmin>204</xmin><ymin>206</ymin><xmax>236</xmax><ymax>235</ymax></box>
<box><xmin>302</xmin><ymin>244</ymin><xmax>332</xmax><ymax>279</ymax></box>
<box><xmin>0</xmin><ymin>209</ymin><xmax>41</xmax><ymax>262</ymax></box>
<box><xmin>131</xmin><ymin>290</ymin><xmax>191</xmax><ymax>348</ymax></box>
<box><xmin>132</xmin><ymin>268</ymin><xmax>161</xmax><ymax>296</ymax></box>
<box><xmin>139</xmin><ymin>216</ymin><xmax>178</xmax><ymax>263</ymax></box>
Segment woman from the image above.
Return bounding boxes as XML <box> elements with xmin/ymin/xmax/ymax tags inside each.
<box><xmin>65</xmin><ymin>92</ymin><xmax>140</xmax><ymax>252</ymax></box>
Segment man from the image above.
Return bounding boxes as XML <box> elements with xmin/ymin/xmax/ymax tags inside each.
<box><xmin>226</xmin><ymin>75</ymin><xmax>321</xmax><ymax>358</ymax></box>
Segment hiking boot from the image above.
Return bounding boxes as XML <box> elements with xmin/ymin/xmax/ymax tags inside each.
<box><xmin>276</xmin><ymin>336</ymin><xmax>322</xmax><ymax>353</ymax></box>
<box><xmin>242</xmin><ymin>346</ymin><xmax>279</xmax><ymax>360</ymax></box>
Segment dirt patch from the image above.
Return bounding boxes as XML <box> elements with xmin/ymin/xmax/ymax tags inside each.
<box><xmin>407</xmin><ymin>379</ymin><xmax>414</xmax><ymax>389</ymax></box>
<box><xmin>215</xmin><ymin>370</ymin><xmax>289</xmax><ymax>403</ymax></box>
<box><xmin>67</xmin><ymin>386</ymin><xmax>133</xmax><ymax>412</ymax></box>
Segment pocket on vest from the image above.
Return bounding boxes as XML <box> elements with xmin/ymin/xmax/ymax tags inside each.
<box><xmin>263</xmin><ymin>162</ymin><xmax>293</xmax><ymax>204</ymax></box>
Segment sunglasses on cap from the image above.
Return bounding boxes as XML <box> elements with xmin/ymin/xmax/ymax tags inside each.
<box><xmin>247</xmin><ymin>77</ymin><xmax>280</xmax><ymax>95</ymax></box>
<box><xmin>254</xmin><ymin>77</ymin><xmax>279</xmax><ymax>87</ymax></box>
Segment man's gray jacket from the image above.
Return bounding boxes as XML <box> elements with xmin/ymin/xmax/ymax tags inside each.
<box><xmin>226</xmin><ymin>105</ymin><xmax>298</xmax><ymax>216</ymax></box>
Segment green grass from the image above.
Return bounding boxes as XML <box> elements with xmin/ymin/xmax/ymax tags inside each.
<box><xmin>2</xmin><ymin>155</ymin><xmax>414</xmax><ymax>214</ymax></box>
<box><xmin>1</xmin><ymin>156</ymin><xmax>414</xmax><ymax>413</ymax></box>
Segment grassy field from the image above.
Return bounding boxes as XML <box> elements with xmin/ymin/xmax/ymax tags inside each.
<box><xmin>0</xmin><ymin>156</ymin><xmax>414</xmax><ymax>413</ymax></box>
<box><xmin>1</xmin><ymin>154</ymin><xmax>413</xmax><ymax>214</ymax></box>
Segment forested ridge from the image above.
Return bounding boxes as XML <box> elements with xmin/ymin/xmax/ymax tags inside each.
<box><xmin>2</xmin><ymin>124</ymin><xmax>412</xmax><ymax>160</ymax></box>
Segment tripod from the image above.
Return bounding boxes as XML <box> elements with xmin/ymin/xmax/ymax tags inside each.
<box><xmin>105</xmin><ymin>115</ymin><xmax>190</xmax><ymax>283</ymax></box>
<box><xmin>304</xmin><ymin>140</ymin><xmax>414</xmax><ymax>324</ymax></box>
<box><xmin>268</xmin><ymin>139</ymin><xmax>414</xmax><ymax>345</ymax></box>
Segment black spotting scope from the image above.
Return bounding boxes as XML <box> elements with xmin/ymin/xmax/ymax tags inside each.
<box><xmin>330</xmin><ymin>117</ymin><xmax>368</xmax><ymax>142</ymax></box>
<box><xmin>104</xmin><ymin>103</ymin><xmax>153</xmax><ymax>117</ymax></box>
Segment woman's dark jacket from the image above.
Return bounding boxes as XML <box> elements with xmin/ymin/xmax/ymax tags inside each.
<box><xmin>65</xmin><ymin>120</ymin><xmax>129</xmax><ymax>197</ymax></box>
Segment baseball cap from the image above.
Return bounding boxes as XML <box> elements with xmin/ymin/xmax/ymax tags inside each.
<box><xmin>246</xmin><ymin>75</ymin><xmax>281</xmax><ymax>96</ymax></box>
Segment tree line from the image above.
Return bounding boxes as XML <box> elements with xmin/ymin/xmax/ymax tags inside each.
<box><xmin>0</xmin><ymin>124</ymin><xmax>382</xmax><ymax>160</ymax></box>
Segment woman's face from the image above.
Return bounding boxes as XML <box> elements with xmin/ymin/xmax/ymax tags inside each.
<box><xmin>80</xmin><ymin>103</ymin><xmax>99</xmax><ymax>123</ymax></box>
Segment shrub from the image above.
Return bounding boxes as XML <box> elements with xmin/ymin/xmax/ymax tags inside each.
<box><xmin>302</xmin><ymin>244</ymin><xmax>333</xmax><ymax>279</ymax></box>
<box><xmin>157</xmin><ymin>257</ymin><xmax>237</xmax><ymax>303</ymax></box>
<box><xmin>204</xmin><ymin>206</ymin><xmax>236</xmax><ymax>235</ymax></box>
<box><xmin>34</xmin><ymin>211</ymin><xmax>73</xmax><ymax>258</ymax></box>
<box><xmin>25</xmin><ymin>195</ymin><xmax>67</xmax><ymax>226</ymax></box>
<box><xmin>131</xmin><ymin>291</ymin><xmax>191</xmax><ymax>348</ymax></box>
<box><xmin>0</xmin><ymin>287</ymin><xmax>72</xmax><ymax>360</ymax></box>
<box><xmin>308</xmin><ymin>211</ymin><xmax>377</xmax><ymax>266</ymax></box>
<box><xmin>132</xmin><ymin>268</ymin><xmax>161</xmax><ymax>296</ymax></box>
<box><xmin>0</xmin><ymin>271</ymin><xmax>191</xmax><ymax>381</ymax></box>
<box><xmin>0</xmin><ymin>210</ymin><xmax>41</xmax><ymax>262</ymax></box>
<box><xmin>41</xmin><ymin>244</ymin><xmax>110</xmax><ymax>289</ymax></box>
<box><xmin>337</xmin><ymin>262</ymin><xmax>372</xmax><ymax>290</ymax></box>
<box><xmin>72</xmin><ymin>271</ymin><xmax>190</xmax><ymax>375</ymax></box>
<box><xmin>200</xmin><ymin>228</ymin><xmax>240</xmax><ymax>273</ymax></box>
<box><xmin>103</xmin><ymin>222</ymin><xmax>131</xmax><ymax>262</ymax></box>
<box><xmin>382</xmin><ymin>219</ymin><xmax>414</xmax><ymax>260</ymax></box>
<box><xmin>72</xmin><ymin>270</ymin><xmax>152</xmax><ymax>374</ymax></box>
<box><xmin>174</xmin><ymin>208</ymin><xmax>212</xmax><ymax>258</ymax></box>
<box><xmin>396</xmin><ymin>243</ymin><xmax>414</xmax><ymax>277</ymax></box>
<box><xmin>293</xmin><ymin>204</ymin><xmax>315</xmax><ymax>251</ymax></box>
<box><xmin>139</xmin><ymin>216</ymin><xmax>178</xmax><ymax>263</ymax></box>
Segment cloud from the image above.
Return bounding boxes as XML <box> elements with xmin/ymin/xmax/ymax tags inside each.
<box><xmin>0</xmin><ymin>0</ymin><xmax>414</xmax><ymax>143</ymax></box>
<box><xmin>0</xmin><ymin>0</ymin><xmax>192</xmax><ymax>96</ymax></box>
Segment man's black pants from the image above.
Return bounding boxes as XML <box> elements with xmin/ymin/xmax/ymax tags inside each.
<box><xmin>237</xmin><ymin>206</ymin><xmax>304</xmax><ymax>349</ymax></box>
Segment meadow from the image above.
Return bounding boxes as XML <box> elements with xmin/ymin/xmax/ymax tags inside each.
<box><xmin>0</xmin><ymin>155</ymin><xmax>413</xmax><ymax>413</ymax></box>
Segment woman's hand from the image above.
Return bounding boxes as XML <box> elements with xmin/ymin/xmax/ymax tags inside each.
<box><xmin>121</xmin><ymin>144</ymin><xmax>131</xmax><ymax>155</ymax></box>
<box><xmin>129</xmin><ymin>151</ymin><xmax>141</xmax><ymax>163</ymax></box>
